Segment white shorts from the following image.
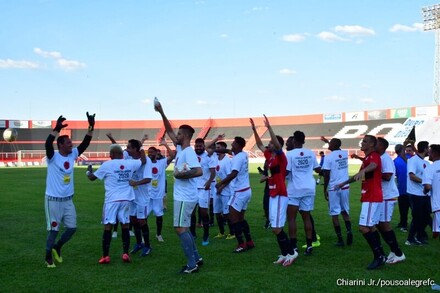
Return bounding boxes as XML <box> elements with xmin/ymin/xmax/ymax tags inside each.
<box><xmin>148</xmin><ymin>198</ymin><xmax>164</xmax><ymax>217</ymax></box>
<box><xmin>288</xmin><ymin>195</ymin><xmax>314</xmax><ymax>212</ymax></box>
<box><xmin>433</xmin><ymin>210</ymin><xmax>440</xmax><ymax>233</ymax></box>
<box><xmin>269</xmin><ymin>196</ymin><xmax>288</xmax><ymax>228</ymax></box>
<box><xmin>129</xmin><ymin>201</ymin><xmax>137</xmax><ymax>217</ymax></box>
<box><xmin>378</xmin><ymin>199</ymin><xmax>397</xmax><ymax>223</ymax></box>
<box><xmin>210</xmin><ymin>181</ymin><xmax>216</xmax><ymax>199</ymax></box>
<box><xmin>102</xmin><ymin>201</ymin><xmax>131</xmax><ymax>225</ymax></box>
<box><xmin>173</xmin><ymin>200</ymin><xmax>197</xmax><ymax>228</ymax></box>
<box><xmin>198</xmin><ymin>189</ymin><xmax>210</xmax><ymax>209</ymax></box>
<box><xmin>328</xmin><ymin>188</ymin><xmax>350</xmax><ymax>216</ymax></box>
<box><xmin>228</xmin><ymin>188</ymin><xmax>252</xmax><ymax>212</ymax></box>
<box><xmin>359</xmin><ymin>202</ymin><xmax>381</xmax><ymax>227</ymax></box>
<box><xmin>45</xmin><ymin>196</ymin><xmax>77</xmax><ymax>231</ymax></box>
<box><xmin>214</xmin><ymin>194</ymin><xmax>230</xmax><ymax>214</ymax></box>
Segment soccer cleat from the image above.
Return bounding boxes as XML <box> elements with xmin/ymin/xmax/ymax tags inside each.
<box><xmin>246</xmin><ymin>240</ymin><xmax>255</xmax><ymax>250</ymax></box>
<box><xmin>304</xmin><ymin>246</ymin><xmax>313</xmax><ymax>256</ymax></box>
<box><xmin>386</xmin><ymin>252</ymin><xmax>406</xmax><ymax>264</ymax></box>
<box><xmin>52</xmin><ymin>248</ymin><xmax>63</xmax><ymax>263</ymax></box>
<box><xmin>432</xmin><ymin>284</ymin><xmax>440</xmax><ymax>291</ymax></box>
<box><xmin>122</xmin><ymin>253</ymin><xmax>131</xmax><ymax>263</ymax></box>
<box><xmin>45</xmin><ymin>259</ymin><xmax>56</xmax><ymax>268</ymax></box>
<box><xmin>273</xmin><ymin>255</ymin><xmax>286</xmax><ymax>264</ymax></box>
<box><xmin>141</xmin><ymin>246</ymin><xmax>152</xmax><ymax>257</ymax></box>
<box><xmin>346</xmin><ymin>232</ymin><xmax>353</xmax><ymax>246</ymax></box>
<box><xmin>282</xmin><ymin>251</ymin><xmax>299</xmax><ymax>267</ymax></box>
<box><xmin>196</xmin><ymin>258</ymin><xmax>204</xmax><ymax>266</ymax></box>
<box><xmin>130</xmin><ymin>243</ymin><xmax>144</xmax><ymax>254</ymax></box>
<box><xmin>156</xmin><ymin>235</ymin><xmax>164</xmax><ymax>242</ymax></box>
<box><xmin>226</xmin><ymin>234</ymin><xmax>236</xmax><ymax>240</ymax></box>
<box><xmin>98</xmin><ymin>256</ymin><xmax>111</xmax><ymax>264</ymax></box>
<box><xmin>405</xmin><ymin>239</ymin><xmax>421</xmax><ymax>246</ymax></box>
<box><xmin>112</xmin><ymin>231</ymin><xmax>118</xmax><ymax>238</ymax></box>
<box><xmin>180</xmin><ymin>265</ymin><xmax>199</xmax><ymax>274</ymax></box>
<box><xmin>367</xmin><ymin>255</ymin><xmax>386</xmax><ymax>270</ymax></box>
<box><xmin>129</xmin><ymin>230</ymin><xmax>135</xmax><ymax>237</ymax></box>
<box><xmin>301</xmin><ymin>241</ymin><xmax>320</xmax><ymax>249</ymax></box>
<box><xmin>214</xmin><ymin>233</ymin><xmax>225</xmax><ymax>239</ymax></box>
<box><xmin>233</xmin><ymin>243</ymin><xmax>247</xmax><ymax>253</ymax></box>
<box><xmin>400</xmin><ymin>227</ymin><xmax>408</xmax><ymax>233</ymax></box>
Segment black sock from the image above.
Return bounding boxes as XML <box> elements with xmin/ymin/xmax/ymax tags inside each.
<box><xmin>141</xmin><ymin>223</ymin><xmax>150</xmax><ymax>248</ymax></box>
<box><xmin>209</xmin><ymin>200</ymin><xmax>214</xmax><ymax>225</ymax></box>
<box><xmin>121</xmin><ymin>228</ymin><xmax>130</xmax><ymax>254</ymax></box>
<box><xmin>242</xmin><ymin>220</ymin><xmax>252</xmax><ymax>242</ymax></box>
<box><xmin>373</xmin><ymin>230</ymin><xmax>385</xmax><ymax>256</ymax></box>
<box><xmin>156</xmin><ymin>216</ymin><xmax>163</xmax><ymax>236</ymax></box>
<box><xmin>216</xmin><ymin>214</ymin><xmax>225</xmax><ymax>235</ymax></box>
<box><xmin>133</xmin><ymin>222</ymin><xmax>142</xmax><ymax>245</ymax></box>
<box><xmin>310</xmin><ymin>215</ymin><xmax>317</xmax><ymax>241</ymax></box>
<box><xmin>306</xmin><ymin>238</ymin><xmax>313</xmax><ymax>248</ymax></box>
<box><xmin>276</xmin><ymin>230</ymin><xmax>289</xmax><ymax>256</ymax></box>
<box><xmin>233</xmin><ymin>222</ymin><xmax>244</xmax><ymax>244</ymax></box>
<box><xmin>202</xmin><ymin>214</ymin><xmax>210</xmax><ymax>241</ymax></box>
<box><xmin>228</xmin><ymin>220</ymin><xmax>234</xmax><ymax>235</ymax></box>
<box><xmin>363</xmin><ymin>231</ymin><xmax>382</xmax><ymax>259</ymax></box>
<box><xmin>344</xmin><ymin>220</ymin><xmax>352</xmax><ymax>233</ymax></box>
<box><xmin>334</xmin><ymin>225</ymin><xmax>343</xmax><ymax>241</ymax></box>
<box><xmin>381</xmin><ymin>230</ymin><xmax>402</xmax><ymax>256</ymax></box>
<box><xmin>102</xmin><ymin>230</ymin><xmax>112</xmax><ymax>257</ymax></box>
<box><xmin>290</xmin><ymin>238</ymin><xmax>298</xmax><ymax>251</ymax></box>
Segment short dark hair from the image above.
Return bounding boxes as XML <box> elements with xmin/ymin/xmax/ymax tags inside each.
<box><xmin>319</xmin><ymin>151</ymin><xmax>324</xmax><ymax>155</ymax></box>
<box><xmin>56</xmin><ymin>135</ymin><xmax>69</xmax><ymax>148</ymax></box>
<box><xmin>216</xmin><ymin>141</ymin><xmax>227</xmax><ymax>148</ymax></box>
<box><xmin>148</xmin><ymin>146</ymin><xmax>158</xmax><ymax>152</ymax></box>
<box><xmin>431</xmin><ymin>144</ymin><xmax>440</xmax><ymax>156</ymax></box>
<box><xmin>394</xmin><ymin>144</ymin><xmax>403</xmax><ymax>154</ymax></box>
<box><xmin>331</xmin><ymin>138</ymin><xmax>342</xmax><ymax>149</ymax></box>
<box><xmin>417</xmin><ymin>141</ymin><xmax>429</xmax><ymax>153</ymax></box>
<box><xmin>128</xmin><ymin>139</ymin><xmax>142</xmax><ymax>152</ymax></box>
<box><xmin>276</xmin><ymin>135</ymin><xmax>284</xmax><ymax>148</ymax></box>
<box><xmin>195</xmin><ymin>138</ymin><xmax>205</xmax><ymax>144</ymax></box>
<box><xmin>179</xmin><ymin>124</ymin><xmax>195</xmax><ymax>138</ymax></box>
<box><xmin>293</xmin><ymin>131</ymin><xmax>305</xmax><ymax>144</ymax></box>
<box><xmin>234</xmin><ymin>136</ymin><xmax>246</xmax><ymax>148</ymax></box>
<box><xmin>377</xmin><ymin>137</ymin><xmax>389</xmax><ymax>150</ymax></box>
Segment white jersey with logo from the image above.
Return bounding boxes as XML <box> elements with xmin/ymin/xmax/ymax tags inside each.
<box><xmin>286</xmin><ymin>148</ymin><xmax>319</xmax><ymax>197</ymax></box>
<box><xmin>149</xmin><ymin>158</ymin><xmax>168</xmax><ymax>200</ymax></box>
<box><xmin>422</xmin><ymin>160</ymin><xmax>440</xmax><ymax>212</ymax></box>
<box><xmin>380</xmin><ymin>153</ymin><xmax>399</xmax><ymax>200</ymax></box>
<box><xmin>197</xmin><ymin>151</ymin><xmax>216</xmax><ymax>189</ymax></box>
<box><xmin>173</xmin><ymin>145</ymin><xmax>201</xmax><ymax>202</ymax></box>
<box><xmin>132</xmin><ymin>157</ymin><xmax>153</xmax><ymax>206</ymax></box>
<box><xmin>230</xmin><ymin>151</ymin><xmax>250</xmax><ymax>191</ymax></box>
<box><xmin>407</xmin><ymin>155</ymin><xmax>430</xmax><ymax>196</ymax></box>
<box><xmin>216</xmin><ymin>154</ymin><xmax>232</xmax><ymax>196</ymax></box>
<box><xmin>321</xmin><ymin>149</ymin><xmax>349</xmax><ymax>190</ymax></box>
<box><xmin>94</xmin><ymin>159</ymin><xmax>142</xmax><ymax>203</ymax></box>
<box><xmin>45</xmin><ymin>148</ymin><xmax>79</xmax><ymax>198</ymax></box>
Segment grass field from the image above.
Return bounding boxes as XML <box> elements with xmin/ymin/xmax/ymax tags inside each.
<box><xmin>1</xmin><ymin>164</ymin><xmax>439</xmax><ymax>292</ymax></box>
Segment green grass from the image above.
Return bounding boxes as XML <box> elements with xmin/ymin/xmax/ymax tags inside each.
<box><xmin>0</xmin><ymin>164</ymin><xmax>439</xmax><ymax>292</ymax></box>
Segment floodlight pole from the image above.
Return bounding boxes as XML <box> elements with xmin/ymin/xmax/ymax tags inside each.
<box><xmin>423</xmin><ymin>4</ymin><xmax>440</xmax><ymax>105</ymax></box>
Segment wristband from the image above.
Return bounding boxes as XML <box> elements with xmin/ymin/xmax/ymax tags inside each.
<box><xmin>88</xmin><ymin>125</ymin><xmax>94</xmax><ymax>131</ymax></box>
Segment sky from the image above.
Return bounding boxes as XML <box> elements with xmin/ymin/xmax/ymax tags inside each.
<box><xmin>1</xmin><ymin>0</ymin><xmax>439</xmax><ymax>121</ymax></box>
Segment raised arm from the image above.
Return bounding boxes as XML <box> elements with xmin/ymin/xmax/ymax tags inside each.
<box><xmin>205</xmin><ymin>134</ymin><xmax>225</xmax><ymax>150</ymax></box>
<box><xmin>159</xmin><ymin>137</ymin><xmax>175</xmax><ymax>165</ymax></box>
<box><xmin>263</xmin><ymin>114</ymin><xmax>281</xmax><ymax>151</ymax></box>
<box><xmin>106</xmin><ymin>132</ymin><xmax>117</xmax><ymax>144</ymax></box>
<box><xmin>46</xmin><ymin>115</ymin><xmax>68</xmax><ymax>159</ymax></box>
<box><xmin>154</xmin><ymin>101</ymin><xmax>177</xmax><ymax>145</ymax></box>
<box><xmin>250</xmin><ymin>118</ymin><xmax>265</xmax><ymax>152</ymax></box>
<box><xmin>77</xmin><ymin>112</ymin><xmax>95</xmax><ymax>155</ymax></box>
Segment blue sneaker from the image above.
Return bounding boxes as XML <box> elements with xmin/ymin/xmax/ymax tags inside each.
<box><xmin>141</xmin><ymin>246</ymin><xmax>152</xmax><ymax>257</ymax></box>
<box><xmin>432</xmin><ymin>284</ymin><xmax>440</xmax><ymax>291</ymax></box>
<box><xmin>130</xmin><ymin>243</ymin><xmax>144</xmax><ymax>254</ymax></box>
<box><xmin>202</xmin><ymin>238</ymin><xmax>209</xmax><ymax>246</ymax></box>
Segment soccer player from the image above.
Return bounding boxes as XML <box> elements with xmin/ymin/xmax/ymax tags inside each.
<box><xmin>320</xmin><ymin>136</ymin><xmax>353</xmax><ymax>247</ymax></box>
<box><xmin>87</xmin><ymin>144</ymin><xmax>146</xmax><ymax>264</ymax></box>
<box><xmin>316</xmin><ymin>151</ymin><xmax>325</xmax><ymax>185</ymax></box>
<box><xmin>147</xmin><ymin>138</ymin><xmax>175</xmax><ymax>242</ymax></box>
<box><xmin>422</xmin><ymin>144</ymin><xmax>440</xmax><ymax>239</ymax></box>
<box><xmin>44</xmin><ymin>113</ymin><xmax>95</xmax><ymax>268</ymax></box>
<box><xmin>251</xmin><ymin>116</ymin><xmax>297</xmax><ymax>266</ymax></box>
<box><xmin>337</xmin><ymin>135</ymin><xmax>386</xmax><ymax>270</ymax></box>
<box><xmin>375</xmin><ymin>137</ymin><xmax>406</xmax><ymax>264</ymax></box>
<box><xmin>193</xmin><ymin>138</ymin><xmax>216</xmax><ymax>246</ymax></box>
<box><xmin>126</xmin><ymin>139</ymin><xmax>153</xmax><ymax>257</ymax></box>
<box><xmin>286</xmin><ymin>131</ymin><xmax>320</xmax><ymax>256</ymax></box>
<box><xmin>406</xmin><ymin>140</ymin><xmax>431</xmax><ymax>245</ymax></box>
<box><xmin>216</xmin><ymin>136</ymin><xmax>255</xmax><ymax>253</ymax></box>
<box><xmin>155</xmin><ymin>101</ymin><xmax>203</xmax><ymax>274</ymax></box>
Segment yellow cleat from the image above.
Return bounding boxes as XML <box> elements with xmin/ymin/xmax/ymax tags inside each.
<box><xmin>225</xmin><ymin>234</ymin><xmax>236</xmax><ymax>240</ymax></box>
<box><xmin>214</xmin><ymin>233</ymin><xmax>225</xmax><ymax>239</ymax></box>
<box><xmin>52</xmin><ymin>248</ymin><xmax>63</xmax><ymax>263</ymax></box>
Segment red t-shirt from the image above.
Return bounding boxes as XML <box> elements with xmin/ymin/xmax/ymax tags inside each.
<box><xmin>360</xmin><ymin>151</ymin><xmax>383</xmax><ymax>202</ymax></box>
<box><xmin>264</xmin><ymin>149</ymin><xmax>287</xmax><ymax>197</ymax></box>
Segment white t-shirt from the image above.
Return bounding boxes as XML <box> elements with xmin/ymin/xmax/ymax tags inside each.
<box><xmin>132</xmin><ymin>157</ymin><xmax>153</xmax><ymax>205</ymax></box>
<box><xmin>196</xmin><ymin>151</ymin><xmax>216</xmax><ymax>189</ymax></box>
<box><xmin>230</xmin><ymin>151</ymin><xmax>250</xmax><ymax>192</ymax></box>
<box><xmin>173</xmin><ymin>145</ymin><xmax>201</xmax><ymax>202</ymax></box>
<box><xmin>422</xmin><ymin>160</ymin><xmax>440</xmax><ymax>212</ymax></box>
<box><xmin>286</xmin><ymin>148</ymin><xmax>319</xmax><ymax>197</ymax></box>
<box><xmin>94</xmin><ymin>159</ymin><xmax>142</xmax><ymax>203</ymax></box>
<box><xmin>407</xmin><ymin>155</ymin><xmax>430</xmax><ymax>196</ymax></box>
<box><xmin>380</xmin><ymin>153</ymin><xmax>399</xmax><ymax>200</ymax></box>
<box><xmin>45</xmin><ymin>148</ymin><xmax>79</xmax><ymax>198</ymax></box>
<box><xmin>216</xmin><ymin>154</ymin><xmax>232</xmax><ymax>196</ymax></box>
<box><xmin>149</xmin><ymin>158</ymin><xmax>168</xmax><ymax>199</ymax></box>
<box><xmin>321</xmin><ymin>149</ymin><xmax>349</xmax><ymax>190</ymax></box>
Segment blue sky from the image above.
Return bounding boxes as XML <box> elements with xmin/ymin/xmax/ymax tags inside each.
<box><xmin>0</xmin><ymin>0</ymin><xmax>439</xmax><ymax>121</ymax></box>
